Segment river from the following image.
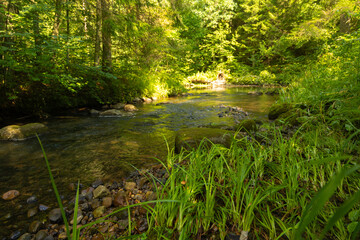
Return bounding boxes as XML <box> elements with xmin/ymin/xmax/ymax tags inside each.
<box><xmin>0</xmin><ymin>86</ymin><xmax>275</xmax><ymax>237</ymax></box>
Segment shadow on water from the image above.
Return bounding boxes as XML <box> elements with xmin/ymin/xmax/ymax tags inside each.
<box><xmin>0</xmin><ymin>86</ymin><xmax>276</xmax><ymax>236</ymax></box>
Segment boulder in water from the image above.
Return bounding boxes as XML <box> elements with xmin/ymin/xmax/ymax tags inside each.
<box><xmin>124</xmin><ymin>104</ymin><xmax>138</xmax><ymax>112</ymax></box>
<box><xmin>0</xmin><ymin>123</ymin><xmax>47</xmax><ymax>141</ymax></box>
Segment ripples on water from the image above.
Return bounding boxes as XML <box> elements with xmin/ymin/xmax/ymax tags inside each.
<box><xmin>0</xmin><ymin>87</ymin><xmax>276</xmax><ymax>236</ymax></box>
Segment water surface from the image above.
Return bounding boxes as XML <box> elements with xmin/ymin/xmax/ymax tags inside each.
<box><xmin>0</xmin><ymin>87</ymin><xmax>275</xmax><ymax>236</ymax></box>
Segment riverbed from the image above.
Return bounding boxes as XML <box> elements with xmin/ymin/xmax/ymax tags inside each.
<box><xmin>0</xmin><ymin>86</ymin><xmax>275</xmax><ymax>237</ymax></box>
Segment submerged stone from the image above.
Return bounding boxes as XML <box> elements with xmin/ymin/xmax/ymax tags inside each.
<box><xmin>2</xmin><ymin>190</ymin><xmax>20</xmax><ymax>200</ymax></box>
<box><xmin>175</xmin><ymin>128</ymin><xmax>237</xmax><ymax>153</ymax></box>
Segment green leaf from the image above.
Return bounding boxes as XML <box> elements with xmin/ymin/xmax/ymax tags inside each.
<box><xmin>349</xmin><ymin>210</ymin><xmax>360</xmax><ymax>222</ymax></box>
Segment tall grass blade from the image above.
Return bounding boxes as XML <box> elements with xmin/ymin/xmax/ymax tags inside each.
<box><xmin>37</xmin><ymin>135</ymin><xmax>71</xmax><ymax>239</ymax></box>
<box><xmin>72</xmin><ymin>181</ymin><xmax>80</xmax><ymax>240</ymax></box>
<box><xmin>351</xmin><ymin>221</ymin><xmax>360</xmax><ymax>240</ymax></box>
<box><xmin>294</xmin><ymin>165</ymin><xmax>360</xmax><ymax>239</ymax></box>
<box><xmin>320</xmin><ymin>189</ymin><xmax>360</xmax><ymax>238</ymax></box>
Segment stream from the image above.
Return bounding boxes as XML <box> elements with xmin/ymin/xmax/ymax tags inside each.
<box><xmin>0</xmin><ymin>86</ymin><xmax>276</xmax><ymax>237</ymax></box>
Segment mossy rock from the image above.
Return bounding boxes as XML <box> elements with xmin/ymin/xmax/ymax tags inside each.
<box><xmin>235</xmin><ymin>119</ymin><xmax>257</xmax><ymax>132</ymax></box>
<box><xmin>268</xmin><ymin>103</ymin><xmax>292</xmax><ymax>120</ymax></box>
<box><xmin>276</xmin><ymin>108</ymin><xmax>305</xmax><ymax>126</ymax></box>
<box><xmin>0</xmin><ymin>123</ymin><xmax>47</xmax><ymax>141</ymax></box>
<box><xmin>175</xmin><ymin>128</ymin><xmax>237</xmax><ymax>153</ymax></box>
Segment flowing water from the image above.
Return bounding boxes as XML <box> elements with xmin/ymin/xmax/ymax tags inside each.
<box><xmin>0</xmin><ymin>87</ymin><xmax>276</xmax><ymax>237</ymax></box>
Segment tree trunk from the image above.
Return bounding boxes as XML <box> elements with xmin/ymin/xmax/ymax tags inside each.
<box><xmin>94</xmin><ymin>0</ymin><xmax>101</xmax><ymax>66</ymax></box>
<box><xmin>101</xmin><ymin>0</ymin><xmax>112</xmax><ymax>70</ymax></box>
<box><xmin>53</xmin><ymin>0</ymin><xmax>62</xmax><ymax>37</ymax></box>
<box><xmin>66</xmin><ymin>0</ymin><xmax>70</xmax><ymax>65</ymax></box>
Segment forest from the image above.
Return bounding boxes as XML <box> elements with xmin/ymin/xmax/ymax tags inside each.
<box><xmin>1</xmin><ymin>0</ymin><xmax>360</xmax><ymax>239</ymax></box>
<box><xmin>0</xmin><ymin>0</ymin><xmax>357</xmax><ymax>117</ymax></box>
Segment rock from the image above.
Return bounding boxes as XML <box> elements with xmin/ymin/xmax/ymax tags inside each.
<box><xmin>92</xmin><ymin>234</ymin><xmax>105</xmax><ymax>240</ymax></box>
<box><xmin>91</xmin><ymin>179</ymin><xmax>103</xmax><ymax>188</ymax></box>
<box><xmin>118</xmin><ymin>219</ymin><xmax>129</xmax><ymax>230</ymax></box>
<box><xmin>110</xmin><ymin>103</ymin><xmax>125</xmax><ymax>109</ymax></box>
<box><xmin>268</xmin><ymin>103</ymin><xmax>292</xmax><ymax>120</ymax></box>
<box><xmin>236</xmin><ymin>119</ymin><xmax>257</xmax><ymax>132</ymax></box>
<box><xmin>240</xmin><ymin>231</ymin><xmax>249</xmax><ymax>240</ymax></box>
<box><xmin>58</xmin><ymin>232</ymin><xmax>67</xmax><ymax>239</ymax></box>
<box><xmin>99</xmin><ymin>109</ymin><xmax>124</xmax><ymax>117</ymax></box>
<box><xmin>175</xmin><ymin>128</ymin><xmax>238</xmax><ymax>153</ymax></box>
<box><xmin>29</xmin><ymin>220</ymin><xmax>42</xmax><ymax>233</ymax></box>
<box><xmin>26</xmin><ymin>196</ymin><xmax>37</xmax><ymax>204</ymax></box>
<box><xmin>48</xmin><ymin>208</ymin><xmax>62</xmax><ymax>222</ymax></box>
<box><xmin>39</xmin><ymin>204</ymin><xmax>49</xmax><ymax>211</ymax></box>
<box><xmin>247</xmin><ymin>91</ymin><xmax>263</xmax><ymax>95</ymax></box>
<box><xmin>145</xmin><ymin>191</ymin><xmax>157</xmax><ymax>201</ymax></box>
<box><xmin>124</xmin><ymin>104</ymin><xmax>138</xmax><ymax>112</ymax></box>
<box><xmin>151</xmin><ymin>97</ymin><xmax>158</xmax><ymax>101</ymax></box>
<box><xmin>134</xmin><ymin>194</ymin><xmax>143</xmax><ymax>201</ymax></box>
<box><xmin>132</xmin><ymin>97</ymin><xmax>142</xmax><ymax>103</ymax></box>
<box><xmin>93</xmin><ymin>185</ymin><xmax>110</xmax><ymax>199</ymax></box>
<box><xmin>91</xmin><ymin>199</ymin><xmax>101</xmax><ymax>209</ymax></box>
<box><xmin>4</xmin><ymin>212</ymin><xmax>11</xmax><ymax>219</ymax></box>
<box><xmin>125</xmin><ymin>182</ymin><xmax>136</xmax><ymax>191</ymax></box>
<box><xmin>10</xmin><ymin>230</ymin><xmax>22</xmax><ymax>240</ymax></box>
<box><xmin>2</xmin><ymin>190</ymin><xmax>20</xmax><ymax>200</ymax></box>
<box><xmin>18</xmin><ymin>233</ymin><xmax>32</xmax><ymax>240</ymax></box>
<box><xmin>27</xmin><ymin>208</ymin><xmax>38</xmax><ymax>218</ymax></box>
<box><xmin>70</xmin><ymin>214</ymin><xmax>83</xmax><ymax>225</ymax></box>
<box><xmin>102</xmin><ymin>197</ymin><xmax>112</xmax><ymax>208</ymax></box>
<box><xmin>141</xmin><ymin>97</ymin><xmax>152</xmax><ymax>103</ymax></box>
<box><xmin>113</xmin><ymin>190</ymin><xmax>126</xmax><ymax>207</ymax></box>
<box><xmin>43</xmin><ymin>236</ymin><xmax>54</xmax><ymax>240</ymax></box>
<box><xmin>0</xmin><ymin>123</ymin><xmax>47</xmax><ymax>141</ymax></box>
<box><xmin>277</xmin><ymin>108</ymin><xmax>304</xmax><ymax>126</ymax></box>
<box><xmin>90</xmin><ymin>109</ymin><xmax>100</xmax><ymax>116</ymax></box>
<box><xmin>93</xmin><ymin>206</ymin><xmax>106</xmax><ymax>218</ymax></box>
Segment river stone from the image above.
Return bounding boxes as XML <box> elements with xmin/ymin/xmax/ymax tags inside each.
<box><xmin>145</xmin><ymin>191</ymin><xmax>157</xmax><ymax>201</ymax></box>
<box><xmin>235</xmin><ymin>119</ymin><xmax>257</xmax><ymax>132</ymax></box>
<box><xmin>113</xmin><ymin>190</ymin><xmax>126</xmax><ymax>207</ymax></box>
<box><xmin>125</xmin><ymin>182</ymin><xmax>136</xmax><ymax>191</ymax></box>
<box><xmin>48</xmin><ymin>208</ymin><xmax>62</xmax><ymax>222</ymax></box>
<box><xmin>10</xmin><ymin>230</ymin><xmax>22</xmax><ymax>240</ymax></box>
<box><xmin>175</xmin><ymin>128</ymin><xmax>236</xmax><ymax>153</ymax></box>
<box><xmin>29</xmin><ymin>220</ymin><xmax>42</xmax><ymax>233</ymax></box>
<box><xmin>277</xmin><ymin>108</ymin><xmax>304</xmax><ymax>126</ymax></box>
<box><xmin>110</xmin><ymin>103</ymin><xmax>125</xmax><ymax>109</ymax></box>
<box><xmin>124</xmin><ymin>104</ymin><xmax>138</xmax><ymax>112</ymax></box>
<box><xmin>91</xmin><ymin>179</ymin><xmax>103</xmax><ymax>188</ymax></box>
<box><xmin>2</xmin><ymin>190</ymin><xmax>20</xmax><ymax>200</ymax></box>
<box><xmin>39</xmin><ymin>204</ymin><xmax>49</xmax><ymax>211</ymax></box>
<box><xmin>26</xmin><ymin>196</ymin><xmax>37</xmax><ymax>204</ymax></box>
<box><xmin>93</xmin><ymin>185</ymin><xmax>110</xmax><ymax>199</ymax></box>
<box><xmin>58</xmin><ymin>232</ymin><xmax>67</xmax><ymax>239</ymax></box>
<box><xmin>0</xmin><ymin>123</ymin><xmax>47</xmax><ymax>141</ymax></box>
<box><xmin>27</xmin><ymin>208</ymin><xmax>38</xmax><ymax>218</ymax></box>
<box><xmin>118</xmin><ymin>219</ymin><xmax>129</xmax><ymax>230</ymax></box>
<box><xmin>90</xmin><ymin>109</ymin><xmax>100</xmax><ymax>115</ymax></box>
<box><xmin>141</xmin><ymin>97</ymin><xmax>152</xmax><ymax>103</ymax></box>
<box><xmin>93</xmin><ymin>206</ymin><xmax>106</xmax><ymax>218</ymax></box>
<box><xmin>102</xmin><ymin>197</ymin><xmax>112</xmax><ymax>208</ymax></box>
<box><xmin>99</xmin><ymin>109</ymin><xmax>124</xmax><ymax>116</ymax></box>
<box><xmin>18</xmin><ymin>233</ymin><xmax>32</xmax><ymax>240</ymax></box>
<box><xmin>268</xmin><ymin>103</ymin><xmax>292</xmax><ymax>120</ymax></box>
<box><xmin>35</xmin><ymin>230</ymin><xmax>49</xmax><ymax>240</ymax></box>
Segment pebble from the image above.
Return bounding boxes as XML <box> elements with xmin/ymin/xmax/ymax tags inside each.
<box><xmin>2</xmin><ymin>190</ymin><xmax>20</xmax><ymax>200</ymax></box>
<box><xmin>43</xmin><ymin>235</ymin><xmax>54</xmax><ymax>240</ymax></box>
<box><xmin>93</xmin><ymin>206</ymin><xmax>105</xmax><ymax>218</ymax></box>
<box><xmin>58</xmin><ymin>232</ymin><xmax>67</xmax><ymax>239</ymax></box>
<box><xmin>18</xmin><ymin>233</ymin><xmax>32</xmax><ymax>240</ymax></box>
<box><xmin>102</xmin><ymin>197</ymin><xmax>112</xmax><ymax>208</ymax></box>
<box><xmin>113</xmin><ymin>190</ymin><xmax>126</xmax><ymax>207</ymax></box>
<box><xmin>93</xmin><ymin>185</ymin><xmax>110</xmax><ymax>199</ymax></box>
<box><xmin>39</xmin><ymin>204</ymin><xmax>49</xmax><ymax>211</ymax></box>
<box><xmin>29</xmin><ymin>220</ymin><xmax>42</xmax><ymax>233</ymax></box>
<box><xmin>125</xmin><ymin>182</ymin><xmax>136</xmax><ymax>191</ymax></box>
<box><xmin>48</xmin><ymin>208</ymin><xmax>62</xmax><ymax>222</ymax></box>
<box><xmin>27</xmin><ymin>208</ymin><xmax>38</xmax><ymax>218</ymax></box>
<box><xmin>35</xmin><ymin>230</ymin><xmax>49</xmax><ymax>240</ymax></box>
<box><xmin>91</xmin><ymin>179</ymin><xmax>103</xmax><ymax>188</ymax></box>
<box><xmin>118</xmin><ymin>220</ymin><xmax>129</xmax><ymax>230</ymax></box>
<box><xmin>26</xmin><ymin>196</ymin><xmax>37</xmax><ymax>204</ymax></box>
<box><xmin>10</xmin><ymin>230</ymin><xmax>22</xmax><ymax>240</ymax></box>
